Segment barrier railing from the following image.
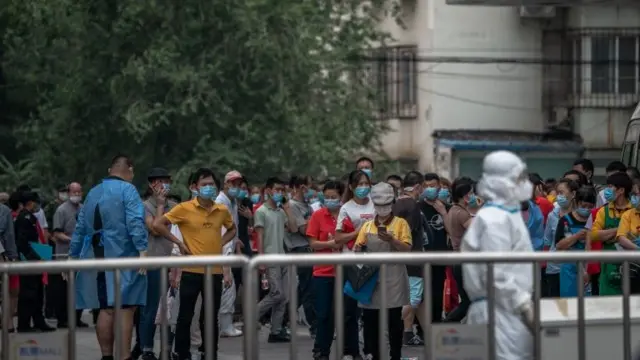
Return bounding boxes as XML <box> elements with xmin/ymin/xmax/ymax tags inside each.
<box><xmin>1</xmin><ymin>252</ymin><xmax>640</xmax><ymax>360</ymax></box>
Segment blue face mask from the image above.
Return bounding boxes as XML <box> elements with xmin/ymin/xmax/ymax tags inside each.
<box><xmin>604</xmin><ymin>187</ymin><xmax>616</xmax><ymax>202</ymax></box>
<box><xmin>271</xmin><ymin>192</ymin><xmax>284</xmax><ymax>205</ymax></box>
<box><xmin>325</xmin><ymin>199</ymin><xmax>341</xmax><ymax>210</ymax></box>
<box><xmin>250</xmin><ymin>194</ymin><xmax>261</xmax><ymax>204</ymax></box>
<box><xmin>468</xmin><ymin>194</ymin><xmax>479</xmax><ymax>208</ymax></box>
<box><xmin>162</xmin><ymin>183</ymin><xmax>171</xmax><ymax>192</ymax></box>
<box><xmin>237</xmin><ymin>189</ymin><xmax>248</xmax><ymax>200</ymax></box>
<box><xmin>354</xmin><ymin>186</ymin><xmax>371</xmax><ymax>199</ymax></box>
<box><xmin>438</xmin><ymin>188</ymin><xmax>449</xmax><ymax>201</ymax></box>
<box><xmin>304</xmin><ymin>189</ymin><xmax>315</xmax><ymax>201</ymax></box>
<box><xmin>632</xmin><ymin>195</ymin><xmax>640</xmax><ymax>208</ymax></box>
<box><xmin>422</xmin><ymin>187</ymin><xmax>439</xmax><ymax>201</ymax></box>
<box><xmin>228</xmin><ymin>187</ymin><xmax>239</xmax><ymax>198</ymax></box>
<box><xmin>556</xmin><ymin>195</ymin><xmax>570</xmax><ymax>209</ymax></box>
<box><xmin>361</xmin><ymin>169</ymin><xmax>372</xmax><ymax>178</ymax></box>
<box><xmin>199</xmin><ymin>185</ymin><xmax>217</xmax><ymax>200</ymax></box>
<box><xmin>576</xmin><ymin>207</ymin><xmax>591</xmax><ymax>217</ymax></box>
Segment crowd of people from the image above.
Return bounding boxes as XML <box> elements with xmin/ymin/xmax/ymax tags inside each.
<box><xmin>0</xmin><ymin>152</ymin><xmax>638</xmax><ymax>360</ymax></box>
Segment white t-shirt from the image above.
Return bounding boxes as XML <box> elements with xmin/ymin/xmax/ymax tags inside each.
<box><xmin>34</xmin><ymin>208</ymin><xmax>48</xmax><ymax>229</ymax></box>
<box><xmin>336</xmin><ymin>199</ymin><xmax>375</xmax><ymax>232</ymax></box>
<box><xmin>170</xmin><ymin>225</ymin><xmax>183</xmax><ymax>256</ymax></box>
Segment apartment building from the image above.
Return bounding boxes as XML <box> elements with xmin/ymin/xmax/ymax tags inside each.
<box><xmin>372</xmin><ymin>0</ymin><xmax>640</xmax><ymax>180</ymax></box>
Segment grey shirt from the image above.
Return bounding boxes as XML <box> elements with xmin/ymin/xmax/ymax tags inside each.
<box><xmin>53</xmin><ymin>201</ymin><xmax>82</xmax><ymax>256</ymax></box>
<box><xmin>285</xmin><ymin>199</ymin><xmax>311</xmax><ymax>249</ymax></box>
<box><xmin>0</xmin><ymin>204</ymin><xmax>17</xmax><ymax>259</ymax></box>
<box><xmin>254</xmin><ymin>203</ymin><xmax>287</xmax><ymax>255</ymax></box>
<box><xmin>144</xmin><ymin>198</ymin><xmax>177</xmax><ymax>257</ymax></box>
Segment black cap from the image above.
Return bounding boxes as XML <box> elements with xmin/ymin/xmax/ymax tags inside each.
<box><xmin>147</xmin><ymin>167</ymin><xmax>171</xmax><ymax>181</ymax></box>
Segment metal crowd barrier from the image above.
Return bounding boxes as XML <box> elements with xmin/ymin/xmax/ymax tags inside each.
<box><xmin>1</xmin><ymin>252</ymin><xmax>640</xmax><ymax>360</ymax></box>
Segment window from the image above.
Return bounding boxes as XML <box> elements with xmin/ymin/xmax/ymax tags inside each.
<box><xmin>589</xmin><ymin>35</ymin><xmax>640</xmax><ymax>95</ymax></box>
<box><xmin>371</xmin><ymin>46</ymin><xmax>418</xmax><ymax>119</ymax></box>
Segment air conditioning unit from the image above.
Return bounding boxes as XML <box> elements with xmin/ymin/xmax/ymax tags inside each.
<box><xmin>519</xmin><ymin>6</ymin><xmax>556</xmax><ymax>18</ymax></box>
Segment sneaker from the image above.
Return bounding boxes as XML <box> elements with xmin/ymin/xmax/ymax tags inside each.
<box><xmin>220</xmin><ymin>327</ymin><xmax>243</xmax><ymax>337</ymax></box>
<box><xmin>131</xmin><ymin>346</ymin><xmax>142</xmax><ymax>360</ymax></box>
<box><xmin>141</xmin><ymin>352</ymin><xmax>158</xmax><ymax>360</ymax></box>
<box><xmin>405</xmin><ymin>334</ymin><xmax>424</xmax><ymax>346</ymax></box>
<box><xmin>267</xmin><ymin>329</ymin><xmax>291</xmax><ymax>343</ymax></box>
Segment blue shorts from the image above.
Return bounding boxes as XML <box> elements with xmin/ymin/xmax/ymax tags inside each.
<box><xmin>409</xmin><ymin>277</ymin><xmax>424</xmax><ymax>308</ymax></box>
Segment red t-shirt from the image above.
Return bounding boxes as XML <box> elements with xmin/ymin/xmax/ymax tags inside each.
<box><xmin>250</xmin><ymin>203</ymin><xmax>263</xmax><ymax>252</ymax></box>
<box><xmin>536</xmin><ymin>196</ymin><xmax>554</xmax><ymax>224</ymax></box>
<box><xmin>306</xmin><ymin>208</ymin><xmax>339</xmax><ymax>277</ymax></box>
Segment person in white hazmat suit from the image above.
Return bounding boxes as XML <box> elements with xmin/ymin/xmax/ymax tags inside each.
<box><xmin>461</xmin><ymin>150</ymin><xmax>536</xmax><ymax>360</ymax></box>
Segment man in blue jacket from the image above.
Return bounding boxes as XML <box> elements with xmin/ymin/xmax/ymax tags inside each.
<box><xmin>69</xmin><ymin>155</ymin><xmax>148</xmax><ymax>360</ymax></box>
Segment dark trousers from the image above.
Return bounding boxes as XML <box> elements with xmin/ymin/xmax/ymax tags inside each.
<box><xmin>544</xmin><ymin>273</ymin><xmax>560</xmax><ymax>298</ymax></box>
<box><xmin>290</xmin><ymin>247</ymin><xmax>316</xmax><ymax>331</ymax></box>
<box><xmin>362</xmin><ymin>307</ymin><xmax>403</xmax><ymax>360</ymax></box>
<box><xmin>49</xmin><ymin>273</ymin><xmax>83</xmax><ymax>325</ymax></box>
<box><xmin>445</xmin><ymin>264</ymin><xmax>470</xmax><ymax>322</ymax></box>
<box><xmin>590</xmin><ymin>272</ymin><xmax>600</xmax><ymax>296</ymax></box>
<box><xmin>174</xmin><ymin>272</ymin><xmax>222</xmax><ymax>360</ymax></box>
<box><xmin>312</xmin><ymin>277</ymin><xmax>360</xmax><ymax>358</ymax></box>
<box><xmin>17</xmin><ymin>275</ymin><xmax>46</xmax><ymax>329</ymax></box>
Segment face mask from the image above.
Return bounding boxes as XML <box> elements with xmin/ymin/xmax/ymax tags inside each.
<box><xmin>556</xmin><ymin>195</ymin><xmax>571</xmax><ymax>209</ymax></box>
<box><xmin>69</xmin><ymin>196</ymin><xmax>82</xmax><ymax>204</ymax></box>
<box><xmin>354</xmin><ymin>186</ymin><xmax>371</xmax><ymax>199</ymax></box>
<box><xmin>374</xmin><ymin>204</ymin><xmax>393</xmax><ymax>217</ymax></box>
<box><xmin>325</xmin><ymin>199</ymin><xmax>341</xmax><ymax>210</ymax></box>
<box><xmin>237</xmin><ymin>189</ymin><xmax>248</xmax><ymax>200</ymax></box>
<box><xmin>162</xmin><ymin>183</ymin><xmax>171</xmax><ymax>192</ymax></box>
<box><xmin>361</xmin><ymin>169</ymin><xmax>372</xmax><ymax>178</ymax></box>
<box><xmin>438</xmin><ymin>189</ymin><xmax>449</xmax><ymax>201</ymax></box>
<box><xmin>514</xmin><ymin>180</ymin><xmax>534</xmax><ymax>202</ymax></box>
<box><xmin>604</xmin><ymin>187</ymin><xmax>616</xmax><ymax>202</ymax></box>
<box><xmin>191</xmin><ymin>190</ymin><xmax>198</xmax><ymax>199</ymax></box>
<box><xmin>228</xmin><ymin>187</ymin><xmax>239</xmax><ymax>198</ymax></box>
<box><xmin>199</xmin><ymin>185</ymin><xmax>217</xmax><ymax>200</ymax></box>
<box><xmin>576</xmin><ymin>207</ymin><xmax>591</xmax><ymax>217</ymax></box>
<box><xmin>422</xmin><ymin>187</ymin><xmax>439</xmax><ymax>201</ymax></box>
<box><xmin>467</xmin><ymin>194</ymin><xmax>478</xmax><ymax>208</ymax></box>
<box><xmin>304</xmin><ymin>189</ymin><xmax>315</xmax><ymax>201</ymax></box>
<box><xmin>632</xmin><ymin>195</ymin><xmax>640</xmax><ymax>208</ymax></box>
<box><xmin>271</xmin><ymin>192</ymin><xmax>284</xmax><ymax>205</ymax></box>
<box><xmin>250</xmin><ymin>194</ymin><xmax>261</xmax><ymax>204</ymax></box>
<box><xmin>58</xmin><ymin>193</ymin><xmax>69</xmax><ymax>202</ymax></box>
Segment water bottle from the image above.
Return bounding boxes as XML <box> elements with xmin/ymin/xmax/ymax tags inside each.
<box><xmin>261</xmin><ymin>273</ymin><xmax>269</xmax><ymax>290</ymax></box>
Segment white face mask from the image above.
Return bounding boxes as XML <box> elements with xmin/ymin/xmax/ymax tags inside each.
<box><xmin>374</xmin><ymin>204</ymin><xmax>393</xmax><ymax>217</ymax></box>
<box><xmin>514</xmin><ymin>180</ymin><xmax>533</xmax><ymax>202</ymax></box>
<box><xmin>69</xmin><ymin>195</ymin><xmax>82</xmax><ymax>204</ymax></box>
<box><xmin>58</xmin><ymin>193</ymin><xmax>69</xmax><ymax>201</ymax></box>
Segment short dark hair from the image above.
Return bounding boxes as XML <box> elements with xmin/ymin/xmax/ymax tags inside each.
<box><xmin>265</xmin><ymin>177</ymin><xmax>285</xmax><ymax>189</ymax></box>
<box><xmin>424</xmin><ymin>173</ymin><xmax>440</xmax><ymax>182</ymax></box>
<box><xmin>575</xmin><ymin>185</ymin><xmax>597</xmax><ymax>205</ymax></box>
<box><xmin>403</xmin><ymin>171</ymin><xmax>424</xmax><ymax>188</ymax></box>
<box><xmin>289</xmin><ymin>175</ymin><xmax>312</xmax><ymax>189</ymax></box>
<box><xmin>20</xmin><ymin>191</ymin><xmax>40</xmax><ymax>205</ymax></box>
<box><xmin>8</xmin><ymin>192</ymin><xmax>21</xmax><ymax>211</ymax></box>
<box><xmin>192</xmin><ymin>168</ymin><xmax>219</xmax><ymax>188</ymax></box>
<box><xmin>606</xmin><ymin>161</ymin><xmax>627</xmax><ymax>174</ymax></box>
<box><xmin>110</xmin><ymin>154</ymin><xmax>133</xmax><ymax>168</ymax></box>
<box><xmin>563</xmin><ymin>170</ymin><xmax>588</xmax><ymax>186</ymax></box>
<box><xmin>573</xmin><ymin>158</ymin><xmax>594</xmax><ymax>174</ymax></box>
<box><xmin>356</xmin><ymin>156</ymin><xmax>374</xmax><ymax>169</ymax></box>
<box><xmin>16</xmin><ymin>184</ymin><xmax>31</xmax><ymax>192</ymax></box>
<box><xmin>452</xmin><ymin>176</ymin><xmax>475</xmax><ymax>203</ymax></box>
<box><xmin>607</xmin><ymin>172</ymin><xmax>633</xmax><ymax>196</ymax></box>
<box><xmin>386</xmin><ymin>174</ymin><xmax>403</xmax><ymax>184</ymax></box>
<box><xmin>529</xmin><ymin>173</ymin><xmax>544</xmax><ymax>186</ymax></box>
<box><xmin>322</xmin><ymin>180</ymin><xmax>344</xmax><ymax>196</ymax></box>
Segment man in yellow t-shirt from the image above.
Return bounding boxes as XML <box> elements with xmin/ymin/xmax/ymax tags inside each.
<box><xmin>153</xmin><ymin>168</ymin><xmax>235</xmax><ymax>360</ymax></box>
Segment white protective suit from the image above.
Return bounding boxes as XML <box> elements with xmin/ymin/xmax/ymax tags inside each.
<box><xmin>461</xmin><ymin>150</ymin><xmax>535</xmax><ymax>360</ymax></box>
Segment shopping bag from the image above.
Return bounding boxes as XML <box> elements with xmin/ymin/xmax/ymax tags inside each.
<box><xmin>155</xmin><ymin>288</ymin><xmax>179</xmax><ymax>325</ymax></box>
<box><xmin>443</xmin><ymin>267</ymin><xmax>459</xmax><ymax>314</ymax></box>
<box><xmin>344</xmin><ymin>271</ymin><xmax>379</xmax><ymax>305</ymax></box>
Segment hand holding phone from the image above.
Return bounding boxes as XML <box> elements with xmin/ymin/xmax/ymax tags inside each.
<box><xmin>377</xmin><ymin>225</ymin><xmax>387</xmax><ymax>234</ymax></box>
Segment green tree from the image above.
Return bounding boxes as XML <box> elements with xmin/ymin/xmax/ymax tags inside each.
<box><xmin>1</xmin><ymin>0</ymin><xmax>394</xmax><ymax>196</ymax></box>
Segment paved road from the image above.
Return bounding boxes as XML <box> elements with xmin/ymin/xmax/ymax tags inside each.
<box><xmin>9</xmin><ymin>313</ymin><xmax>425</xmax><ymax>359</ymax></box>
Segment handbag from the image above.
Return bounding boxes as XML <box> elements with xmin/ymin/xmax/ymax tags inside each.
<box><xmin>343</xmin><ymin>221</ymin><xmax>380</xmax><ymax>304</ymax></box>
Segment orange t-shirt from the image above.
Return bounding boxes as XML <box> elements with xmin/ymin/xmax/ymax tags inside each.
<box><xmin>306</xmin><ymin>208</ymin><xmax>338</xmax><ymax>277</ymax></box>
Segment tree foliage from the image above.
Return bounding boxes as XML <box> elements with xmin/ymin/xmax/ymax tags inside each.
<box><xmin>0</xmin><ymin>0</ymin><xmax>395</xmax><ymax>196</ymax></box>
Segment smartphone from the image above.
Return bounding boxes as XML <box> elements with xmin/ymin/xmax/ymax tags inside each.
<box><xmin>377</xmin><ymin>225</ymin><xmax>387</xmax><ymax>234</ymax></box>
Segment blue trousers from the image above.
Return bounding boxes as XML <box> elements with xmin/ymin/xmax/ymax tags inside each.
<box><xmin>139</xmin><ymin>269</ymin><xmax>162</xmax><ymax>350</ymax></box>
<box><xmin>312</xmin><ymin>276</ymin><xmax>360</xmax><ymax>357</ymax></box>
